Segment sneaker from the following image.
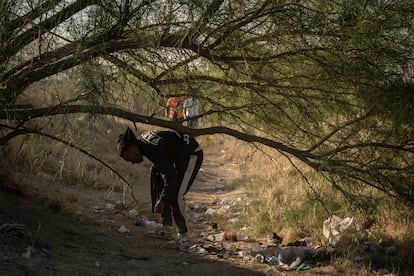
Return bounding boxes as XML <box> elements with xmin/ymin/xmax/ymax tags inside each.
<box><xmin>162</xmin><ymin>233</ymin><xmax>190</xmax><ymax>252</ymax></box>
<box><xmin>144</xmin><ymin>226</ymin><xmax>174</xmax><ymax>240</ymax></box>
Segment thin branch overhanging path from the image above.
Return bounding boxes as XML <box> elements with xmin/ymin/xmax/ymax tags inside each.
<box><xmin>0</xmin><ymin>104</ymin><xmax>315</xmax><ymax>164</ymax></box>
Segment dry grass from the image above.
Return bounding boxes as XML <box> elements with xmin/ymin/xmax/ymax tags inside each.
<box><xmin>3</xmin><ymin>115</ymin><xmax>413</xmax><ymax>234</ymax></box>
<box><xmin>204</xmin><ymin>135</ymin><xmax>414</xmax><ymax>274</ymax></box>
<box><xmin>2</xmin><ymin>94</ymin><xmax>413</xmax><ymax>274</ymax></box>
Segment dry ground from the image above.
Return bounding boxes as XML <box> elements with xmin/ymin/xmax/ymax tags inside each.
<box><xmin>0</xmin><ymin>154</ymin><xmax>386</xmax><ymax>276</ymax></box>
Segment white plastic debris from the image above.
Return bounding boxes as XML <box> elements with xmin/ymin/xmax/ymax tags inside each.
<box><xmin>228</xmin><ymin>218</ymin><xmax>238</xmax><ymax>224</ymax></box>
<box><xmin>190</xmin><ymin>204</ymin><xmax>206</xmax><ymax>212</ymax></box>
<box><xmin>205</xmin><ymin>208</ymin><xmax>216</xmax><ymax>216</ymax></box>
<box><xmin>217</xmin><ymin>205</ymin><xmax>231</xmax><ymax>214</ymax></box>
<box><xmin>189</xmin><ymin>245</ymin><xmax>207</xmax><ymax>256</ymax></box>
<box><xmin>254</xmin><ymin>254</ymin><xmax>265</xmax><ymax>263</ymax></box>
<box><xmin>204</xmin><ymin>205</ymin><xmax>231</xmax><ymax>216</ymax></box>
<box><xmin>118</xmin><ymin>225</ymin><xmax>130</xmax><ymax>233</ymax></box>
<box><xmin>22</xmin><ymin>246</ymin><xmax>32</xmax><ymax>259</ymax></box>
<box><xmin>105</xmin><ymin>203</ymin><xmax>115</xmax><ymax>211</ymax></box>
<box><xmin>323</xmin><ymin>215</ymin><xmax>354</xmax><ymax>245</ymax></box>
<box><xmin>232</xmin><ymin>197</ymin><xmax>242</xmax><ymax>205</ymax></box>
<box><xmin>128</xmin><ymin>209</ymin><xmax>139</xmax><ymax>218</ymax></box>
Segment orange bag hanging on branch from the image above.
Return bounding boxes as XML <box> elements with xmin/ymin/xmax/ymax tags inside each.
<box><xmin>166</xmin><ymin>97</ymin><xmax>184</xmax><ymax>121</ymax></box>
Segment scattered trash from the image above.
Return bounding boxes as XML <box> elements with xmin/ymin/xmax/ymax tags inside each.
<box><xmin>190</xmin><ymin>204</ymin><xmax>206</xmax><ymax>212</ymax></box>
<box><xmin>204</xmin><ymin>205</ymin><xmax>230</xmax><ymax>216</ymax></box>
<box><xmin>94</xmin><ymin>202</ymin><xmax>116</xmax><ymax>213</ymax></box>
<box><xmin>287</xmin><ymin>237</ymin><xmax>312</xmax><ymax>247</ymax></box>
<box><xmin>205</xmin><ymin>208</ymin><xmax>216</xmax><ymax>216</ymax></box>
<box><xmin>238</xmin><ymin>250</ymin><xmax>247</xmax><ymax>258</ymax></box>
<box><xmin>275</xmin><ymin>246</ymin><xmax>318</xmax><ymax>271</ymax></box>
<box><xmin>199</xmin><ymin>244</ymin><xmax>224</xmax><ymax>254</ymax></box>
<box><xmin>206</xmin><ymin>231</ymin><xmax>248</xmax><ymax>242</ymax></box>
<box><xmin>118</xmin><ymin>225</ymin><xmax>130</xmax><ymax>233</ymax></box>
<box><xmin>94</xmin><ymin>261</ymin><xmax>100</xmax><ymax>268</ymax></box>
<box><xmin>22</xmin><ymin>246</ymin><xmax>32</xmax><ymax>259</ymax></box>
<box><xmin>227</xmin><ymin>218</ymin><xmax>238</xmax><ymax>224</ymax></box>
<box><xmin>189</xmin><ymin>226</ymin><xmax>328</xmax><ymax>272</ymax></box>
<box><xmin>104</xmin><ymin>203</ymin><xmax>115</xmax><ymax>211</ymax></box>
<box><xmin>189</xmin><ymin>213</ymin><xmax>204</xmax><ymax>222</ymax></box>
<box><xmin>254</xmin><ymin>253</ymin><xmax>265</xmax><ymax>263</ymax></box>
<box><xmin>98</xmin><ymin>195</ymin><xmax>362</xmax><ymax>274</ymax></box>
<box><xmin>128</xmin><ymin>209</ymin><xmax>139</xmax><ymax>218</ymax></box>
<box><xmin>135</xmin><ymin>219</ymin><xmax>162</xmax><ymax>228</ymax></box>
<box><xmin>266</xmin><ymin>255</ymin><xmax>279</xmax><ymax>265</ymax></box>
<box><xmin>250</xmin><ymin>244</ymin><xmax>269</xmax><ymax>254</ymax></box>
<box><xmin>232</xmin><ymin>197</ymin><xmax>242</xmax><ymax>205</ymax></box>
<box><xmin>268</xmin><ymin>232</ymin><xmax>283</xmax><ymax>245</ymax></box>
<box><xmin>323</xmin><ymin>215</ymin><xmax>353</xmax><ymax>245</ymax></box>
<box><xmin>189</xmin><ymin>245</ymin><xmax>207</xmax><ymax>256</ymax></box>
<box><xmin>296</xmin><ymin>262</ymin><xmax>312</xmax><ymax>271</ymax></box>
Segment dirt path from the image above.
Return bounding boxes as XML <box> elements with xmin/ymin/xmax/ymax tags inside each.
<box><xmin>1</xmin><ymin>156</ymin><xmax>269</xmax><ymax>276</ymax></box>
<box><xmin>1</xmin><ymin>156</ymin><xmax>365</xmax><ymax>276</ymax></box>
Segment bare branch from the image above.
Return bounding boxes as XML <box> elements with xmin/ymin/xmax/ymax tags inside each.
<box><xmin>2</xmin><ymin>0</ymin><xmax>99</xmax><ymax>63</ymax></box>
<box><xmin>0</xmin><ymin>123</ymin><xmax>139</xmax><ymax>207</ymax></box>
<box><xmin>0</xmin><ymin>104</ymin><xmax>314</xmax><ymax>165</ymax></box>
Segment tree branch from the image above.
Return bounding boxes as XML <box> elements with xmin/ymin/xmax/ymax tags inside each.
<box><xmin>0</xmin><ymin>104</ymin><xmax>314</xmax><ymax>165</ymax></box>
<box><xmin>0</xmin><ymin>123</ymin><xmax>139</xmax><ymax>207</ymax></box>
<box><xmin>3</xmin><ymin>0</ymin><xmax>99</xmax><ymax>63</ymax></box>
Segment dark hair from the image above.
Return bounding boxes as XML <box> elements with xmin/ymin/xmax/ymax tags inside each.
<box><xmin>117</xmin><ymin>127</ymin><xmax>137</xmax><ymax>155</ymax></box>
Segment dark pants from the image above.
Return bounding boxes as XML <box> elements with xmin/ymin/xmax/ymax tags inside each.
<box><xmin>150</xmin><ymin>150</ymin><xmax>203</xmax><ymax>234</ymax></box>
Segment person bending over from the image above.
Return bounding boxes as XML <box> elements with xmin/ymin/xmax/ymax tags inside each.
<box><xmin>118</xmin><ymin>127</ymin><xmax>203</xmax><ymax>251</ymax></box>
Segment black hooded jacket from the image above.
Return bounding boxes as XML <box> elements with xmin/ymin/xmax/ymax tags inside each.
<box><xmin>136</xmin><ymin>130</ymin><xmax>201</xmax><ymax>202</ymax></box>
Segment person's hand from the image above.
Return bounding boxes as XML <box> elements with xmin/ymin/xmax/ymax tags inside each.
<box><xmin>154</xmin><ymin>200</ymin><xmax>165</xmax><ymax>214</ymax></box>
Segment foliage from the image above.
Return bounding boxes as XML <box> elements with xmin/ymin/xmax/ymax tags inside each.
<box><xmin>0</xmin><ymin>0</ymin><xmax>413</xmax><ymax>210</ymax></box>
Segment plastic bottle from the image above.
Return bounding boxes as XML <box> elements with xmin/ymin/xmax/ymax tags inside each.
<box><xmin>206</xmin><ymin>231</ymin><xmax>247</xmax><ymax>242</ymax></box>
<box><xmin>254</xmin><ymin>253</ymin><xmax>265</xmax><ymax>263</ymax></box>
<box><xmin>265</xmin><ymin>255</ymin><xmax>279</xmax><ymax>265</ymax></box>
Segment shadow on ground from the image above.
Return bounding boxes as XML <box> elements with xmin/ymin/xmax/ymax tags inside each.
<box><xmin>0</xmin><ymin>172</ymin><xmax>265</xmax><ymax>276</ymax></box>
